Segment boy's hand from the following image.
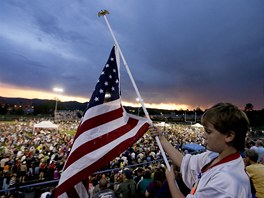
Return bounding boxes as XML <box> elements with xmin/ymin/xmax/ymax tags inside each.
<box><xmin>148</xmin><ymin>126</ymin><xmax>162</xmax><ymax>138</ymax></box>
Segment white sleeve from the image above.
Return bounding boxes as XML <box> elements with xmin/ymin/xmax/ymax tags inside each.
<box><xmin>180</xmin><ymin>153</ymin><xmax>202</xmax><ymax>189</ymax></box>
<box><xmin>180</xmin><ymin>151</ymin><xmax>217</xmax><ymax>189</ymax></box>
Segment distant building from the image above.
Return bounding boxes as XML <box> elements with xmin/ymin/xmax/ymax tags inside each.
<box><xmin>152</xmin><ymin>112</ymin><xmax>201</xmax><ymax>122</ymax></box>
<box><xmin>1</xmin><ymin>100</ymin><xmax>34</xmax><ymax>114</ymax></box>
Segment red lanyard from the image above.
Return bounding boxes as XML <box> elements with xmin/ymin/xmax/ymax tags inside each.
<box><xmin>190</xmin><ymin>152</ymin><xmax>240</xmax><ymax>195</ymax></box>
<box><xmin>201</xmin><ymin>152</ymin><xmax>240</xmax><ymax>173</ymax></box>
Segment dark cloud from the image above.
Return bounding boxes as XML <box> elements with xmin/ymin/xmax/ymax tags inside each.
<box><xmin>0</xmin><ymin>0</ymin><xmax>263</xmax><ymax>110</ymax></box>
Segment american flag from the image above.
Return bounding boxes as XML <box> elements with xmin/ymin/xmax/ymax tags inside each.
<box><xmin>55</xmin><ymin>46</ymin><xmax>150</xmax><ymax>198</ymax></box>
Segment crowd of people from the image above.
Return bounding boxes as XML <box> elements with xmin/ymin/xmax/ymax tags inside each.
<box><xmin>0</xmin><ymin>120</ymin><xmax>76</xmax><ymax>197</ymax></box>
<box><xmin>0</xmin><ymin>103</ymin><xmax>264</xmax><ymax>197</ymax></box>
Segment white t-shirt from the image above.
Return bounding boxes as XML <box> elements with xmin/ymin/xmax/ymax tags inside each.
<box><xmin>181</xmin><ymin>151</ymin><xmax>252</xmax><ymax>198</ymax></box>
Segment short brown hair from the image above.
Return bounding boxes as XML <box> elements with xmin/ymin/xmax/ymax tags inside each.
<box><xmin>201</xmin><ymin>103</ymin><xmax>249</xmax><ymax>151</ymax></box>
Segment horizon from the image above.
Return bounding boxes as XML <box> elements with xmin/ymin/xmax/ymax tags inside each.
<box><xmin>1</xmin><ymin>93</ymin><xmax>262</xmax><ymax>111</ymax></box>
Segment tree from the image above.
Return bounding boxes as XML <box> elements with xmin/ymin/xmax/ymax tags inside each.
<box><xmin>245</xmin><ymin>103</ymin><xmax>254</xmax><ymax>111</ymax></box>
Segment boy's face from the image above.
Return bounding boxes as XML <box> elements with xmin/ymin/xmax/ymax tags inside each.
<box><xmin>203</xmin><ymin>122</ymin><xmax>227</xmax><ymax>153</ymax></box>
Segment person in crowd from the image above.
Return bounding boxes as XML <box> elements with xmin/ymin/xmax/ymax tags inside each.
<box><xmin>33</xmin><ymin>158</ymin><xmax>40</xmax><ymax>179</ymax></box>
<box><xmin>27</xmin><ymin>163</ymin><xmax>34</xmax><ymax>179</ymax></box>
<box><xmin>149</xmin><ymin>102</ymin><xmax>252</xmax><ymax>197</ymax></box>
<box><xmin>3</xmin><ymin>162</ymin><xmax>10</xmax><ymax>175</ymax></box>
<box><xmin>93</xmin><ymin>174</ymin><xmax>107</xmax><ymax>195</ymax></box>
<box><xmin>40</xmin><ymin>187</ymin><xmax>55</xmax><ymax>198</ymax></box>
<box><xmin>53</xmin><ymin>168</ymin><xmax>60</xmax><ymax>180</ymax></box>
<box><xmin>115</xmin><ymin>169</ymin><xmax>138</xmax><ymax>198</ymax></box>
<box><xmin>134</xmin><ymin>167</ymin><xmax>145</xmax><ymax>185</ymax></box>
<box><xmin>0</xmin><ymin>155</ymin><xmax>9</xmax><ymax>176</ymax></box>
<box><xmin>9</xmin><ymin>173</ymin><xmax>17</xmax><ymax>189</ymax></box>
<box><xmin>39</xmin><ymin>160</ymin><xmax>47</xmax><ymax>180</ymax></box>
<box><xmin>137</xmin><ymin>169</ymin><xmax>152</xmax><ymax>198</ymax></box>
<box><xmin>249</xmin><ymin>140</ymin><xmax>258</xmax><ymax>152</ymax></box>
<box><xmin>2</xmin><ymin>172</ymin><xmax>9</xmax><ymax>195</ymax></box>
<box><xmin>244</xmin><ymin>149</ymin><xmax>264</xmax><ymax>198</ymax></box>
<box><xmin>145</xmin><ymin>167</ymin><xmax>166</xmax><ymax>198</ymax></box>
<box><xmin>47</xmin><ymin>161</ymin><xmax>56</xmax><ymax>180</ymax></box>
<box><xmin>19</xmin><ymin>161</ymin><xmax>27</xmax><ymax>183</ymax></box>
<box><xmin>92</xmin><ymin>178</ymin><xmax>116</xmax><ymax>198</ymax></box>
<box><xmin>256</xmin><ymin>140</ymin><xmax>264</xmax><ymax>163</ymax></box>
<box><xmin>88</xmin><ymin>176</ymin><xmax>95</xmax><ymax>198</ymax></box>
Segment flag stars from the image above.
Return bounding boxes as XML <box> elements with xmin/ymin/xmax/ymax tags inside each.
<box><xmin>113</xmin><ymin>69</ymin><xmax>116</xmax><ymax>73</ymax></box>
<box><xmin>99</xmin><ymin>89</ymin><xmax>104</xmax><ymax>94</ymax></box>
<box><xmin>94</xmin><ymin>97</ymin><xmax>99</xmax><ymax>102</ymax></box>
<box><xmin>109</xmin><ymin>75</ymin><xmax>112</xmax><ymax>79</ymax></box>
<box><xmin>111</xmin><ymin>87</ymin><xmax>115</xmax><ymax>91</ymax></box>
<box><xmin>101</xmin><ymin>71</ymin><xmax>105</xmax><ymax>75</ymax></box>
<box><xmin>110</xmin><ymin>57</ymin><xmax>114</xmax><ymax>61</ymax></box>
<box><xmin>105</xmin><ymin>64</ymin><xmax>109</xmax><ymax>68</ymax></box>
<box><xmin>104</xmin><ymin>81</ymin><xmax>109</xmax><ymax>86</ymax></box>
<box><xmin>115</xmin><ymin>79</ymin><xmax>119</xmax><ymax>84</ymax></box>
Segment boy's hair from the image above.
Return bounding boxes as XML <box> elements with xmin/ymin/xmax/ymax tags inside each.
<box><xmin>201</xmin><ymin>102</ymin><xmax>249</xmax><ymax>151</ymax></box>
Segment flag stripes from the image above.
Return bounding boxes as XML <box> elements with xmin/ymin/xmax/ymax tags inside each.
<box><xmin>57</xmin><ymin>119</ymin><xmax>148</xmax><ymax>198</ymax></box>
<box><xmin>64</xmin><ymin>112</ymin><xmax>139</xmax><ymax>171</ymax></box>
<box><xmin>74</xmin><ymin>106</ymin><xmax>123</xmax><ymax>140</ymax></box>
<box><xmin>56</xmin><ymin>102</ymin><xmax>149</xmax><ymax>197</ymax></box>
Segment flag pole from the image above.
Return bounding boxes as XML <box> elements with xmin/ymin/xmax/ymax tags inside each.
<box><xmin>98</xmin><ymin>10</ymin><xmax>170</xmax><ymax>170</ymax></box>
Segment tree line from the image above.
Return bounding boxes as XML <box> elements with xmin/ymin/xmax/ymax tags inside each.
<box><xmin>0</xmin><ymin>100</ymin><xmax>263</xmax><ymax>129</ymax></box>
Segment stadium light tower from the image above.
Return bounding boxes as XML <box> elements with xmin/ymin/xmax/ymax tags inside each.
<box><xmin>136</xmin><ymin>98</ymin><xmax>142</xmax><ymax>116</ymax></box>
<box><xmin>53</xmin><ymin>87</ymin><xmax>63</xmax><ymax>122</ymax></box>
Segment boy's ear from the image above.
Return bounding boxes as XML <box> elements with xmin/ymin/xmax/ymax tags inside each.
<box><xmin>225</xmin><ymin>130</ymin><xmax>235</xmax><ymax>143</ymax></box>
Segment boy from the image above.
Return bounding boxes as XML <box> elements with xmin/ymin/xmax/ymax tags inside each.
<box><xmin>150</xmin><ymin>103</ymin><xmax>252</xmax><ymax>197</ymax></box>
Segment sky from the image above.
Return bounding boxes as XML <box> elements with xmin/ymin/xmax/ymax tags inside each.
<box><xmin>0</xmin><ymin>0</ymin><xmax>264</xmax><ymax>111</ymax></box>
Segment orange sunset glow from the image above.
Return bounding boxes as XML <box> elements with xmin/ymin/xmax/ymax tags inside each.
<box><xmin>0</xmin><ymin>83</ymin><xmax>193</xmax><ymax>110</ymax></box>
<box><xmin>0</xmin><ymin>83</ymin><xmax>87</xmax><ymax>103</ymax></box>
